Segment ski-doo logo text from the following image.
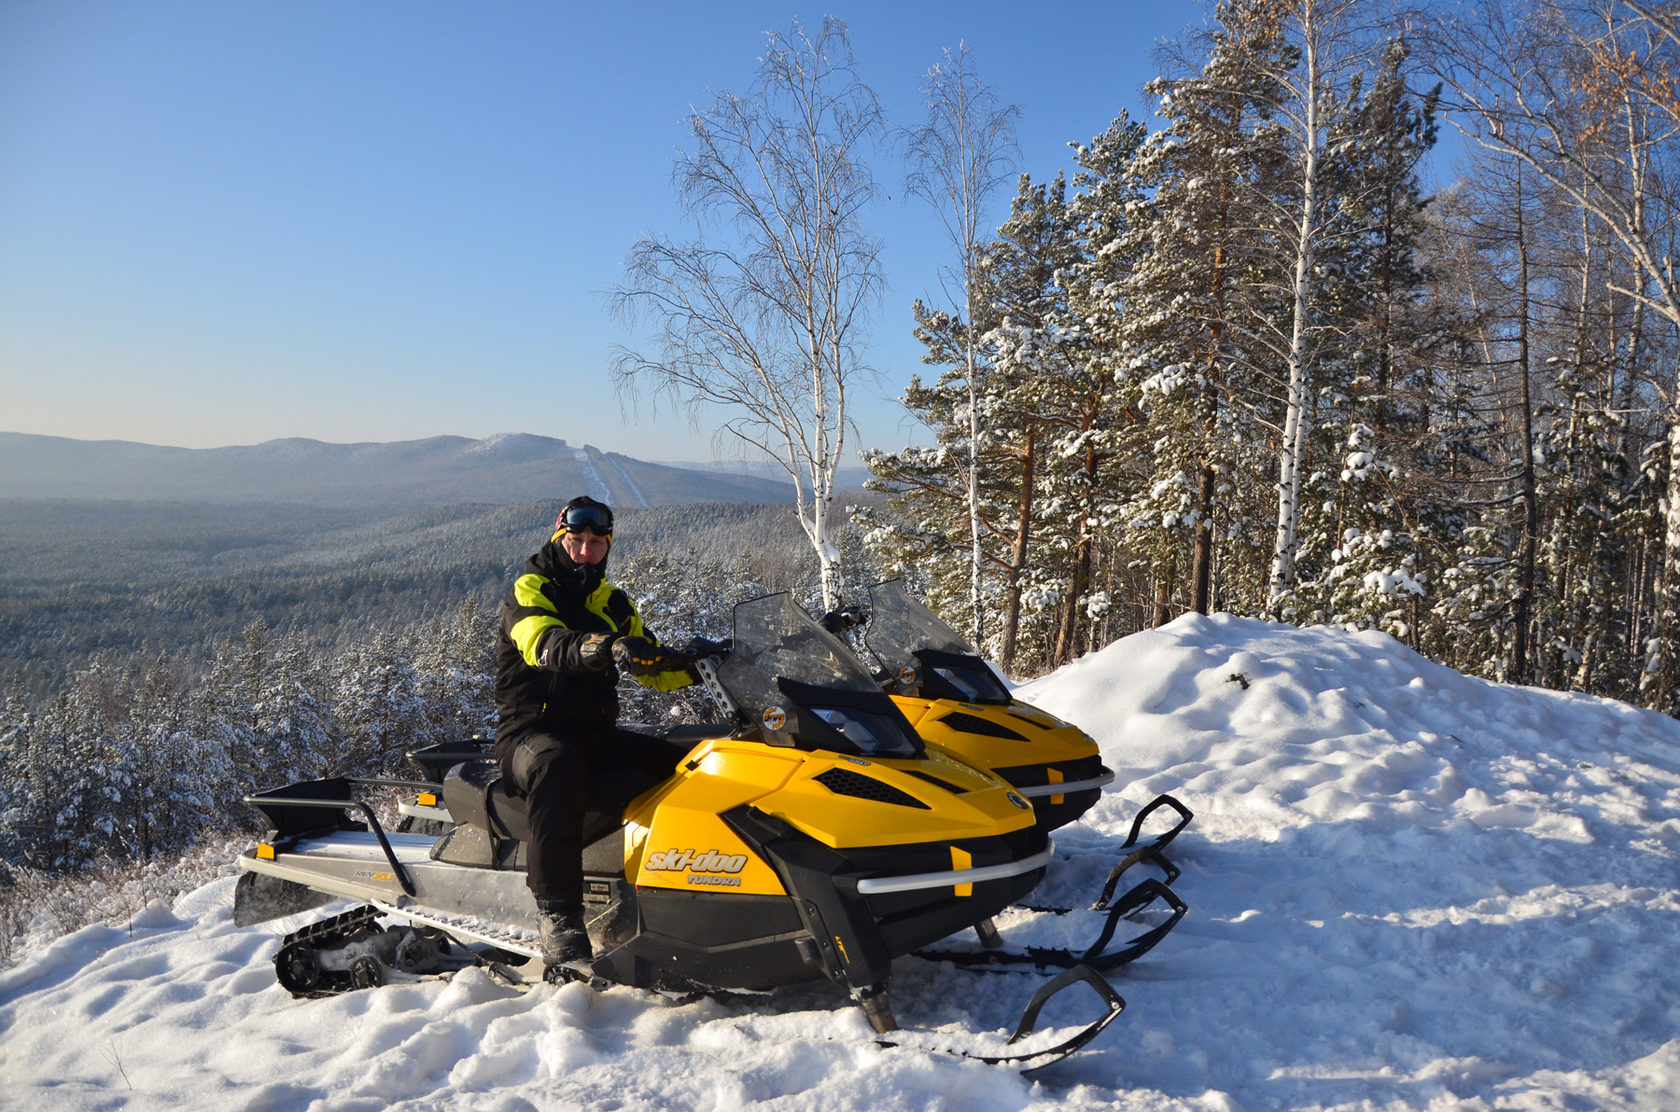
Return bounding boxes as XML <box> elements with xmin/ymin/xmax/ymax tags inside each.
<box><xmin>645</xmin><ymin>848</ymin><xmax>749</xmax><ymax>875</ymax></box>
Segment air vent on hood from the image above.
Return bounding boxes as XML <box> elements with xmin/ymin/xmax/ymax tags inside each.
<box><xmin>938</xmin><ymin>711</ymin><xmax>1027</xmax><ymax>741</ymax></box>
<box><xmin>903</xmin><ymin>769</ymin><xmax>969</xmax><ymax>794</ymax></box>
<box><xmin>812</xmin><ymin>768</ymin><xmax>930</xmax><ymax>809</ymax></box>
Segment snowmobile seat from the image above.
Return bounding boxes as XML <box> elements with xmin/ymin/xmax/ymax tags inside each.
<box><xmin>429</xmin><ymin>726</ymin><xmax>712</xmax><ymax>871</ymax></box>
<box><xmin>407</xmin><ymin>738</ymin><xmax>493</xmax><ymax>784</ymax></box>
<box><xmin>441</xmin><ymin>761</ymin><xmax>527</xmax><ymax>841</ymax></box>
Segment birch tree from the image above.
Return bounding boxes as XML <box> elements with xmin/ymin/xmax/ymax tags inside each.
<box><xmin>901</xmin><ymin>42</ymin><xmax>1020</xmax><ymax>647</ymax></box>
<box><xmin>1252</xmin><ymin>0</ymin><xmax>1386</xmax><ymax>613</ymax></box>
<box><xmin>612</xmin><ymin>17</ymin><xmax>884</xmax><ymax>609</ymax></box>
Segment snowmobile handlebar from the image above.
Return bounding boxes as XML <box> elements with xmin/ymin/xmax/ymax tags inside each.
<box><xmin>817</xmin><ymin>606</ymin><xmax>868</xmax><ymax>635</ymax></box>
<box><xmin>609</xmin><ymin>636</ymin><xmax>731</xmax><ymax>677</ymax></box>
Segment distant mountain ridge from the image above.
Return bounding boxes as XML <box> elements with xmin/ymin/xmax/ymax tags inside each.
<box><xmin>0</xmin><ymin>431</ymin><xmax>800</xmax><ymax>508</ymax></box>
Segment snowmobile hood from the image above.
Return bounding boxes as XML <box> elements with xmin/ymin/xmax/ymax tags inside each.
<box><xmin>726</xmin><ymin>742</ymin><xmax>1037</xmax><ymax>849</ymax></box>
<box><xmin>894</xmin><ymin>696</ymin><xmax>1099</xmax><ymax>768</ymax></box>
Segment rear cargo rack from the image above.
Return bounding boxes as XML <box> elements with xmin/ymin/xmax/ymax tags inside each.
<box><xmin>244</xmin><ymin>776</ymin><xmax>426</xmax><ymax>897</ymax></box>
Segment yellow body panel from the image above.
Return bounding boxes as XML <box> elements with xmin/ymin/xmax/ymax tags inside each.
<box><xmin>621</xmin><ymin>735</ymin><xmax>1037</xmax><ymax>890</ymax></box>
<box><xmin>893</xmin><ymin>696</ymin><xmax>1099</xmax><ymax>772</ymax></box>
<box><xmin>623</xmin><ymin>740</ymin><xmax>802</xmax><ymax>896</ymax></box>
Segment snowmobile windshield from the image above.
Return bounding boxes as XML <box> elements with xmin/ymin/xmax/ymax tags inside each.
<box><xmin>865</xmin><ymin>580</ymin><xmax>1012</xmax><ymax>706</ymax></box>
<box><xmin>865</xmin><ymin>580</ymin><xmax>975</xmax><ymax>658</ymax></box>
<box><xmin>718</xmin><ymin>593</ymin><xmax>924</xmax><ymax>758</ymax></box>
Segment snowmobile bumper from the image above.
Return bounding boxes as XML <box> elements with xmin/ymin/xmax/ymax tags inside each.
<box><xmin>1003</xmin><ymin>761</ymin><xmax>1116</xmax><ymax>832</ymax></box>
<box><xmin>712</xmin><ymin>805</ymin><xmax>1052</xmax><ymax>1006</ymax></box>
<box><xmin>853</xmin><ymin>843</ymin><xmax>1054</xmax><ymax>895</ymax></box>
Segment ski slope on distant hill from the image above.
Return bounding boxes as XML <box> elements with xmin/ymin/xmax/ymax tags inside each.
<box><xmin>3</xmin><ymin>614</ymin><xmax>1678</xmax><ymax>1110</ymax></box>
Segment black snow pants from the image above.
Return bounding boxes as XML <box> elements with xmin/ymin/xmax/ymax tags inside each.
<box><xmin>499</xmin><ymin>725</ymin><xmax>682</xmax><ymax>912</ymax></box>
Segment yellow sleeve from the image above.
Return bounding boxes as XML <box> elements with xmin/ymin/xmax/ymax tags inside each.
<box><xmin>507</xmin><ymin>574</ymin><xmax>566</xmax><ymax>666</ymax></box>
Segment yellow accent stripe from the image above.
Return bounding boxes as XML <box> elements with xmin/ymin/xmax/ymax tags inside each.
<box><xmin>1048</xmin><ymin>767</ymin><xmax>1065</xmax><ymax>806</ymax></box>
<box><xmin>511</xmin><ymin>573</ymin><xmax>554</xmax><ymax>610</ymax></box>
<box><xmin>950</xmin><ymin>846</ymin><xmax>973</xmax><ymax>898</ymax></box>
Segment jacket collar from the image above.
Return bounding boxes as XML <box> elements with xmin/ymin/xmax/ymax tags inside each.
<box><xmin>528</xmin><ymin>538</ymin><xmax>607</xmax><ymax>596</ymax></box>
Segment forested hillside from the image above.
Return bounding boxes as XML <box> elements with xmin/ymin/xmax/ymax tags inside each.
<box><xmin>0</xmin><ymin>432</ymin><xmax>798</xmax><ymax>508</ymax></box>
<box><xmin>0</xmin><ymin>499</ymin><xmax>830</xmax><ymax>700</ymax></box>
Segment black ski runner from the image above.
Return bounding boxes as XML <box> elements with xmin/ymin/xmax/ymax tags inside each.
<box><xmin>877</xmin><ymin>964</ymin><xmax>1125</xmax><ymax>1077</ymax></box>
<box><xmin>1119</xmin><ymin>794</ymin><xmax>1194</xmax><ymax>854</ymax></box>
<box><xmin>916</xmin><ymin>878</ymin><xmax>1187</xmax><ymax>973</ymax></box>
<box><xmin>915</xmin><ymin>798</ymin><xmax>1193</xmax><ymax>975</ymax></box>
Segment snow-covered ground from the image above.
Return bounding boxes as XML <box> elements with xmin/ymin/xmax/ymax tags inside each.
<box><xmin>4</xmin><ymin>613</ymin><xmax>1679</xmax><ymax>1110</ymax></box>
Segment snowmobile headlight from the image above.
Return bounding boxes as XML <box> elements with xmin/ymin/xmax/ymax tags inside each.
<box><xmin>810</xmin><ymin>706</ymin><xmax>921</xmax><ymax>758</ymax></box>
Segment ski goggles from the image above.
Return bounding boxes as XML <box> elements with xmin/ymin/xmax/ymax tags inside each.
<box><xmin>558</xmin><ymin>503</ymin><xmax>613</xmax><ymax>537</ymax></box>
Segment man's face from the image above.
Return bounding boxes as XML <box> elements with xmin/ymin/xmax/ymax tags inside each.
<box><xmin>561</xmin><ymin>527</ymin><xmax>609</xmax><ymax>566</ymax></box>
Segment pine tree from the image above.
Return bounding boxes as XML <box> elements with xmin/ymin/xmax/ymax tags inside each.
<box><xmin>1118</xmin><ymin>2</ymin><xmax>1293</xmax><ymax>621</ymax></box>
<box><xmin>332</xmin><ymin>632</ymin><xmax>422</xmax><ymax>777</ymax></box>
<box><xmin>864</xmin><ymin>172</ymin><xmax>1087</xmax><ymax>670</ymax></box>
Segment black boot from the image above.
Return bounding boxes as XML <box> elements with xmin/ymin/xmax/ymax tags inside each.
<box><xmin>536</xmin><ymin>904</ymin><xmax>592</xmax><ymax>978</ymax></box>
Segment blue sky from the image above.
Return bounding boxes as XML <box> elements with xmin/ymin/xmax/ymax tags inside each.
<box><xmin>3</xmin><ymin>1</ymin><xmax>1222</xmax><ymax>461</ymax></box>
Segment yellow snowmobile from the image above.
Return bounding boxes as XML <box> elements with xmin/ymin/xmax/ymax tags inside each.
<box><xmin>232</xmin><ymin>593</ymin><xmax>1128</xmax><ymax>1068</ymax></box>
<box><xmin>834</xmin><ymin>579</ymin><xmax>1191</xmax><ymax>849</ymax></box>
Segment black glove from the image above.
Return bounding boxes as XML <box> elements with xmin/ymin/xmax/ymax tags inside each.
<box><xmin>577</xmin><ymin>632</ymin><xmax>619</xmax><ymax>671</ymax></box>
<box><xmin>611</xmin><ymin>635</ymin><xmax>669</xmax><ymax>676</ymax></box>
<box><xmin>819</xmin><ymin>605</ymin><xmax>866</xmax><ymax>634</ymax></box>
<box><xmin>679</xmin><ymin>635</ymin><xmax>732</xmax><ymax>659</ymax></box>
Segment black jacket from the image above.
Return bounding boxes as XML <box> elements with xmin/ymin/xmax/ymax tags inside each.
<box><xmin>494</xmin><ymin>540</ymin><xmax>685</xmax><ymax>749</ymax></box>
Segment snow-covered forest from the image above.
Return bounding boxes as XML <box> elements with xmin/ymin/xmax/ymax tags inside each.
<box><xmin>0</xmin><ymin>523</ymin><xmax>845</xmax><ymax>894</ymax></box>
<box><xmin>865</xmin><ymin>0</ymin><xmax>1680</xmax><ymax>723</ymax></box>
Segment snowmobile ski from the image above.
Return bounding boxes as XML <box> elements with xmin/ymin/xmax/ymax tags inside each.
<box><xmin>915</xmin><ymin>876</ymin><xmax>1188</xmax><ymax>974</ymax></box>
<box><xmin>879</xmin><ymin>964</ymin><xmax>1126</xmax><ymax>1077</ymax></box>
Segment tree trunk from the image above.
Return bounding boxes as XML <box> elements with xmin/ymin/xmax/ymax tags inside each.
<box><xmin>1055</xmin><ymin>445</ymin><xmax>1100</xmax><ymax>664</ymax></box>
<box><xmin>1267</xmin><ymin>2</ymin><xmax>1324</xmax><ymax>614</ymax></box>
<box><xmin>999</xmin><ymin>428</ymin><xmax>1035</xmax><ymax>672</ymax></box>
<box><xmin>799</xmin><ymin>466</ymin><xmax>844</xmax><ymax>611</ymax></box>
<box><xmin>1650</xmin><ymin>423</ymin><xmax>1680</xmax><ymax>713</ymax></box>
<box><xmin>1152</xmin><ymin>561</ymin><xmax>1175</xmax><ymax>628</ymax></box>
<box><xmin>1191</xmin><ymin>462</ymin><xmax>1216</xmax><ymax>614</ymax></box>
<box><xmin>1512</xmin><ymin>168</ymin><xmax>1538</xmax><ymax>684</ymax></box>
<box><xmin>966</xmin><ymin>313</ymin><xmax>986</xmax><ymax>650</ymax></box>
<box><xmin>1056</xmin><ymin>535</ymin><xmax>1093</xmax><ymax>664</ymax></box>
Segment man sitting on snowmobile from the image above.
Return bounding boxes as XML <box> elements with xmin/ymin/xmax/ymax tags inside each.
<box><xmin>495</xmin><ymin>495</ymin><xmax>694</xmax><ymax>980</ymax></box>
